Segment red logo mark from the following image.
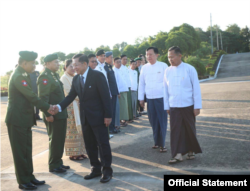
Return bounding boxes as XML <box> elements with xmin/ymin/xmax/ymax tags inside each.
<box><xmin>22</xmin><ymin>80</ymin><xmax>27</xmax><ymax>86</ymax></box>
<box><xmin>43</xmin><ymin>79</ymin><xmax>48</xmax><ymax>85</ymax></box>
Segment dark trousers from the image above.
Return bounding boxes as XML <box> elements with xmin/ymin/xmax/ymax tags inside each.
<box><xmin>109</xmin><ymin>95</ymin><xmax>117</xmax><ymax>131</ymax></box>
<box><xmin>83</xmin><ymin>118</ymin><xmax>113</xmax><ymax>175</ymax></box>
<box><xmin>44</xmin><ymin>118</ymin><xmax>67</xmax><ymax>169</ymax></box>
<box><xmin>35</xmin><ymin>107</ymin><xmax>40</xmax><ymax>118</ymax></box>
<box><xmin>170</xmin><ymin>105</ymin><xmax>202</xmax><ymax>158</ymax></box>
<box><xmin>147</xmin><ymin>98</ymin><xmax>167</xmax><ymax>147</ymax></box>
<box><xmin>7</xmin><ymin>124</ymin><xmax>35</xmax><ymax>184</ymax></box>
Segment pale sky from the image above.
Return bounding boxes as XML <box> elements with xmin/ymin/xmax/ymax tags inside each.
<box><xmin>0</xmin><ymin>0</ymin><xmax>249</xmax><ymax>76</ymax></box>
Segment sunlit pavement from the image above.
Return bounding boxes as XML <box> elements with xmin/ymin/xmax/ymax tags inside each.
<box><xmin>1</xmin><ymin>53</ymin><xmax>250</xmax><ymax>190</ymax></box>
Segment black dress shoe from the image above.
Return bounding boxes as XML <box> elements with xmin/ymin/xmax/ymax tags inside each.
<box><xmin>84</xmin><ymin>172</ymin><xmax>102</xmax><ymax>180</ymax></box>
<box><xmin>100</xmin><ymin>174</ymin><xmax>112</xmax><ymax>183</ymax></box>
<box><xmin>109</xmin><ymin>129</ymin><xmax>119</xmax><ymax>134</ymax></box>
<box><xmin>49</xmin><ymin>167</ymin><xmax>66</xmax><ymax>173</ymax></box>
<box><xmin>36</xmin><ymin>116</ymin><xmax>42</xmax><ymax>120</ymax></box>
<box><xmin>19</xmin><ymin>182</ymin><xmax>37</xmax><ymax>190</ymax></box>
<box><xmin>31</xmin><ymin>178</ymin><xmax>45</xmax><ymax>185</ymax></box>
<box><xmin>61</xmin><ymin>164</ymin><xmax>70</xmax><ymax>169</ymax></box>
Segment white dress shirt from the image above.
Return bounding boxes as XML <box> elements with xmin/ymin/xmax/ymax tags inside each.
<box><xmin>129</xmin><ymin>68</ymin><xmax>138</xmax><ymax>91</ymax></box>
<box><xmin>138</xmin><ymin>61</ymin><xmax>168</xmax><ymax>100</ymax></box>
<box><xmin>120</xmin><ymin>64</ymin><xmax>131</xmax><ymax>88</ymax></box>
<box><xmin>113</xmin><ymin>67</ymin><xmax>129</xmax><ymax>92</ymax></box>
<box><xmin>163</xmin><ymin>62</ymin><xmax>202</xmax><ymax>110</ymax></box>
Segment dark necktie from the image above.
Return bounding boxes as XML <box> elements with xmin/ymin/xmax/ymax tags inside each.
<box><xmin>80</xmin><ymin>75</ymin><xmax>85</xmax><ymax>90</ymax></box>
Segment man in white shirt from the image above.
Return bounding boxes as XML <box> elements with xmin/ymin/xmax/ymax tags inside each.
<box><xmin>138</xmin><ymin>47</ymin><xmax>168</xmax><ymax>152</ymax></box>
<box><xmin>163</xmin><ymin>46</ymin><xmax>202</xmax><ymax>164</ymax></box>
<box><xmin>129</xmin><ymin>59</ymin><xmax>138</xmax><ymax>119</ymax></box>
<box><xmin>120</xmin><ymin>55</ymin><xmax>134</xmax><ymax>123</ymax></box>
<box><xmin>113</xmin><ymin>57</ymin><xmax>129</xmax><ymax>124</ymax></box>
<box><xmin>95</xmin><ymin>50</ymin><xmax>108</xmax><ymax>81</ymax></box>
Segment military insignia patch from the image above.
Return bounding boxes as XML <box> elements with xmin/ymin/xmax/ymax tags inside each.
<box><xmin>22</xmin><ymin>80</ymin><xmax>28</xmax><ymax>86</ymax></box>
<box><xmin>43</xmin><ymin>79</ymin><xmax>48</xmax><ymax>85</ymax></box>
<box><xmin>22</xmin><ymin>72</ymin><xmax>28</xmax><ymax>77</ymax></box>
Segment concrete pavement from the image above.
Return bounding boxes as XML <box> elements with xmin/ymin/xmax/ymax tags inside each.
<box><xmin>1</xmin><ymin>53</ymin><xmax>250</xmax><ymax>190</ymax></box>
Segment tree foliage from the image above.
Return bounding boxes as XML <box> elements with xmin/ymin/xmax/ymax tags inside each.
<box><xmin>226</xmin><ymin>24</ymin><xmax>241</xmax><ymax>35</ymax></box>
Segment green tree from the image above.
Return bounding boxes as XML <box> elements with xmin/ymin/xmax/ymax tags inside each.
<box><xmin>112</xmin><ymin>48</ymin><xmax>121</xmax><ymax>58</ymax></box>
<box><xmin>206</xmin><ymin>25</ymin><xmax>222</xmax><ymax>32</ymax></box>
<box><xmin>150</xmin><ymin>31</ymin><xmax>168</xmax><ymax>55</ymax></box>
<box><xmin>192</xmin><ymin>42</ymin><xmax>211</xmax><ymax>58</ymax></box>
<box><xmin>195</xmin><ymin>28</ymin><xmax>209</xmax><ymax>42</ymax></box>
<box><xmin>122</xmin><ymin>45</ymin><xmax>138</xmax><ymax>59</ymax></box>
<box><xmin>53</xmin><ymin>52</ymin><xmax>66</xmax><ymax>62</ymax></box>
<box><xmin>226</xmin><ymin>24</ymin><xmax>241</xmax><ymax>35</ymax></box>
<box><xmin>81</xmin><ymin>47</ymin><xmax>94</xmax><ymax>55</ymax></box>
<box><xmin>240</xmin><ymin>26</ymin><xmax>250</xmax><ymax>52</ymax></box>
<box><xmin>185</xmin><ymin>56</ymin><xmax>206</xmax><ymax>76</ymax></box>
<box><xmin>120</xmin><ymin>42</ymin><xmax>128</xmax><ymax>53</ymax></box>
<box><xmin>65</xmin><ymin>53</ymin><xmax>76</xmax><ymax>60</ymax></box>
<box><xmin>40</xmin><ymin>56</ymin><xmax>45</xmax><ymax>65</ymax></box>
<box><xmin>137</xmin><ymin>41</ymin><xmax>150</xmax><ymax>55</ymax></box>
<box><xmin>165</xmin><ymin>31</ymin><xmax>193</xmax><ymax>56</ymax></box>
<box><xmin>134</xmin><ymin>36</ymin><xmax>148</xmax><ymax>47</ymax></box>
<box><xmin>95</xmin><ymin>45</ymin><xmax>111</xmax><ymax>53</ymax></box>
<box><xmin>113</xmin><ymin>43</ymin><xmax>120</xmax><ymax>50</ymax></box>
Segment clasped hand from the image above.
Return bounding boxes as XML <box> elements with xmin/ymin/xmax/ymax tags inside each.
<box><xmin>46</xmin><ymin>105</ymin><xmax>60</xmax><ymax>122</ymax></box>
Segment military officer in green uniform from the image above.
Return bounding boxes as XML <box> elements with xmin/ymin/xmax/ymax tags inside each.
<box><xmin>5</xmin><ymin>51</ymin><xmax>54</xmax><ymax>190</ymax></box>
<box><xmin>37</xmin><ymin>53</ymin><xmax>69</xmax><ymax>173</ymax></box>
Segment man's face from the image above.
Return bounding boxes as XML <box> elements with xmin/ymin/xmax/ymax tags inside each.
<box><xmin>88</xmin><ymin>57</ymin><xmax>98</xmax><ymax>69</ymax></box>
<box><xmin>114</xmin><ymin>59</ymin><xmax>121</xmax><ymax>69</ymax></box>
<box><xmin>146</xmin><ymin>49</ymin><xmax>158</xmax><ymax>64</ymax></box>
<box><xmin>23</xmin><ymin>60</ymin><xmax>36</xmax><ymax>73</ymax></box>
<box><xmin>47</xmin><ymin>59</ymin><xmax>60</xmax><ymax>72</ymax></box>
<box><xmin>97</xmin><ymin>54</ymin><xmax>105</xmax><ymax>63</ymax></box>
<box><xmin>141</xmin><ymin>56</ymin><xmax>146</xmax><ymax>65</ymax></box>
<box><xmin>72</xmin><ymin>57</ymin><xmax>88</xmax><ymax>75</ymax></box>
<box><xmin>168</xmin><ymin>50</ymin><xmax>182</xmax><ymax>66</ymax></box>
<box><xmin>136</xmin><ymin>60</ymin><xmax>141</xmax><ymax>67</ymax></box>
<box><xmin>121</xmin><ymin>56</ymin><xmax>127</xmax><ymax>65</ymax></box>
<box><xmin>105</xmin><ymin>55</ymin><xmax>113</xmax><ymax>64</ymax></box>
<box><xmin>131</xmin><ymin>62</ymin><xmax>137</xmax><ymax>70</ymax></box>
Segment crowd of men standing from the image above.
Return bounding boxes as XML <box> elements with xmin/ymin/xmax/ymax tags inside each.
<box><xmin>5</xmin><ymin>46</ymin><xmax>202</xmax><ymax>190</ymax></box>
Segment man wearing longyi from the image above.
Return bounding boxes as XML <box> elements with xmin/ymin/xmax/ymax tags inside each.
<box><xmin>5</xmin><ymin>51</ymin><xmax>55</xmax><ymax>190</ymax></box>
<box><xmin>163</xmin><ymin>46</ymin><xmax>202</xmax><ymax>164</ymax></box>
<box><xmin>53</xmin><ymin>54</ymin><xmax>113</xmax><ymax>183</ymax></box>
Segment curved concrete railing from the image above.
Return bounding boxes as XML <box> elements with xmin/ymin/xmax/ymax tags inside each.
<box><xmin>199</xmin><ymin>54</ymin><xmax>224</xmax><ymax>82</ymax></box>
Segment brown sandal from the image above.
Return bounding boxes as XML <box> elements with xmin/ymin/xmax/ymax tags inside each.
<box><xmin>69</xmin><ymin>156</ymin><xmax>84</xmax><ymax>160</ymax></box>
<box><xmin>152</xmin><ymin>145</ymin><xmax>159</xmax><ymax>149</ymax></box>
<box><xmin>159</xmin><ymin>147</ymin><xmax>167</xmax><ymax>153</ymax></box>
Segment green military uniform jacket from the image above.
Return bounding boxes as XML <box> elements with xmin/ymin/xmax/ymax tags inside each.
<box><xmin>5</xmin><ymin>66</ymin><xmax>50</xmax><ymax>127</ymax></box>
<box><xmin>37</xmin><ymin>67</ymin><xmax>67</xmax><ymax>120</ymax></box>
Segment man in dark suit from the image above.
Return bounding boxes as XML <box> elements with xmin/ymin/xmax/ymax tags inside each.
<box><xmin>104</xmin><ymin>51</ymin><xmax>120</xmax><ymax>133</ymax></box>
<box><xmin>53</xmin><ymin>54</ymin><xmax>113</xmax><ymax>183</ymax></box>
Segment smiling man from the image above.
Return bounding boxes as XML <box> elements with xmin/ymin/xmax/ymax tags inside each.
<box><xmin>54</xmin><ymin>54</ymin><xmax>113</xmax><ymax>183</ymax></box>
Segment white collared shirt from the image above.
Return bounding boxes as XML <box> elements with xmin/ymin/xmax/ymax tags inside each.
<box><xmin>163</xmin><ymin>62</ymin><xmax>202</xmax><ymax>110</ymax></box>
<box><xmin>113</xmin><ymin>66</ymin><xmax>129</xmax><ymax>92</ymax></box>
<box><xmin>120</xmin><ymin>64</ymin><xmax>131</xmax><ymax>88</ymax></box>
<box><xmin>138</xmin><ymin>61</ymin><xmax>168</xmax><ymax>100</ymax></box>
<box><xmin>129</xmin><ymin>68</ymin><xmax>138</xmax><ymax>91</ymax></box>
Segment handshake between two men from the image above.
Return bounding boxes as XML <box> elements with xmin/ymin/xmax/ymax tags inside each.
<box><xmin>46</xmin><ymin>105</ymin><xmax>112</xmax><ymax>127</ymax></box>
<box><xmin>46</xmin><ymin>105</ymin><xmax>60</xmax><ymax>122</ymax></box>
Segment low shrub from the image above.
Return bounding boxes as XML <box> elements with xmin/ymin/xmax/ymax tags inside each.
<box><xmin>185</xmin><ymin>56</ymin><xmax>206</xmax><ymax>76</ymax></box>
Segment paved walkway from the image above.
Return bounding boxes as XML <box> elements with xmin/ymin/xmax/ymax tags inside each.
<box><xmin>1</xmin><ymin>53</ymin><xmax>250</xmax><ymax>190</ymax></box>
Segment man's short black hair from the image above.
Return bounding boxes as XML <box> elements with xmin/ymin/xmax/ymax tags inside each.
<box><xmin>168</xmin><ymin>46</ymin><xmax>182</xmax><ymax>54</ymax></box>
<box><xmin>114</xmin><ymin>57</ymin><xmax>120</xmax><ymax>62</ymax></box>
<box><xmin>72</xmin><ymin>54</ymin><xmax>89</xmax><ymax>64</ymax></box>
<box><xmin>120</xmin><ymin>54</ymin><xmax>127</xmax><ymax>59</ymax></box>
<box><xmin>87</xmin><ymin>54</ymin><xmax>96</xmax><ymax>59</ymax></box>
<box><xmin>146</xmin><ymin>47</ymin><xmax>158</xmax><ymax>54</ymax></box>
